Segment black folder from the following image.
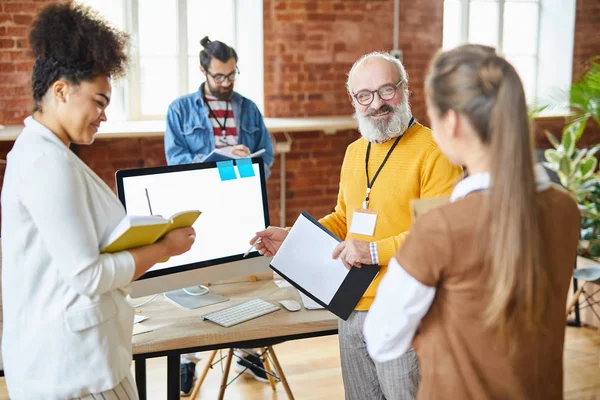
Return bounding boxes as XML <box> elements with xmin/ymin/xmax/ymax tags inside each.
<box><xmin>269</xmin><ymin>211</ymin><xmax>380</xmax><ymax>320</ymax></box>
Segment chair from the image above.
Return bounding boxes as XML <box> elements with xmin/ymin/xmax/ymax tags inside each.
<box><xmin>566</xmin><ymin>266</ymin><xmax>600</xmax><ymax>325</ymax></box>
<box><xmin>190</xmin><ymin>346</ymin><xmax>294</xmax><ymax>400</ymax></box>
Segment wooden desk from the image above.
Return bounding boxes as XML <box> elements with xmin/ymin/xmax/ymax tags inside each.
<box><xmin>132</xmin><ymin>280</ymin><xmax>338</xmax><ymax>400</ymax></box>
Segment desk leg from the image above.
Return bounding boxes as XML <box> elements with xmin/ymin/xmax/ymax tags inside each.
<box><xmin>267</xmin><ymin>346</ymin><xmax>295</xmax><ymax>400</ymax></box>
<box><xmin>134</xmin><ymin>359</ymin><xmax>147</xmax><ymax>400</ymax></box>
<box><xmin>167</xmin><ymin>355</ymin><xmax>181</xmax><ymax>400</ymax></box>
<box><xmin>218</xmin><ymin>349</ymin><xmax>234</xmax><ymax>400</ymax></box>
<box><xmin>263</xmin><ymin>351</ymin><xmax>277</xmax><ymax>392</ymax></box>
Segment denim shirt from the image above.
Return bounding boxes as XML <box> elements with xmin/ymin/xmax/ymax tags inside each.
<box><xmin>164</xmin><ymin>84</ymin><xmax>274</xmax><ymax>177</ymax></box>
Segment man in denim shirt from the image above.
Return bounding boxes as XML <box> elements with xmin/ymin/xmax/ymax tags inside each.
<box><xmin>164</xmin><ymin>36</ymin><xmax>274</xmax><ymax>177</ymax></box>
<box><xmin>166</xmin><ymin>37</ymin><xmax>275</xmax><ymax>395</ymax></box>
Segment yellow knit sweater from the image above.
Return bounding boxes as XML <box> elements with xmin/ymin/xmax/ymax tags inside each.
<box><xmin>319</xmin><ymin>122</ymin><xmax>462</xmax><ymax>310</ymax></box>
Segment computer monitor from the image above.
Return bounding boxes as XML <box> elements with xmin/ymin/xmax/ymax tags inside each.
<box><xmin>115</xmin><ymin>158</ymin><xmax>271</xmax><ymax>308</ymax></box>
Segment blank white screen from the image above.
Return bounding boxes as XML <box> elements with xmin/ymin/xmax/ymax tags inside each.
<box><xmin>120</xmin><ymin>164</ymin><xmax>266</xmax><ymax>273</ymax></box>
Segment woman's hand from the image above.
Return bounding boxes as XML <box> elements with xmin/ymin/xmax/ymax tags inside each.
<box><xmin>160</xmin><ymin>227</ymin><xmax>196</xmax><ymax>256</ymax></box>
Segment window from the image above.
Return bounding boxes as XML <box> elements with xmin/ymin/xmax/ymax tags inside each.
<box><xmin>443</xmin><ymin>0</ymin><xmax>576</xmax><ymax>112</ymax></box>
<box><xmin>79</xmin><ymin>0</ymin><xmax>263</xmax><ymax>121</ymax></box>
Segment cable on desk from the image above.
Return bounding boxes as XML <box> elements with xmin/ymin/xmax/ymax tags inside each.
<box><xmin>183</xmin><ymin>285</ymin><xmax>210</xmax><ymax>296</ymax></box>
<box><xmin>131</xmin><ymin>294</ymin><xmax>158</xmax><ymax>308</ymax></box>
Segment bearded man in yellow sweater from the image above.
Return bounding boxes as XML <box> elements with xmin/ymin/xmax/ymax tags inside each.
<box><xmin>252</xmin><ymin>52</ymin><xmax>462</xmax><ymax>399</ymax></box>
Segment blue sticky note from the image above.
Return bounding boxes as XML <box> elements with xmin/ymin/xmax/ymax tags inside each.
<box><xmin>236</xmin><ymin>158</ymin><xmax>255</xmax><ymax>178</ymax></box>
<box><xmin>216</xmin><ymin>160</ymin><xmax>237</xmax><ymax>181</ymax></box>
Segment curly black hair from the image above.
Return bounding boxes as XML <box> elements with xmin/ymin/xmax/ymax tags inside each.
<box><xmin>29</xmin><ymin>3</ymin><xmax>129</xmax><ymax>112</ymax></box>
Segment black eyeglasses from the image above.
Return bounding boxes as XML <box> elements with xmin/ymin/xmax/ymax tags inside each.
<box><xmin>206</xmin><ymin>66</ymin><xmax>240</xmax><ymax>84</ymax></box>
<box><xmin>352</xmin><ymin>80</ymin><xmax>404</xmax><ymax>106</ymax></box>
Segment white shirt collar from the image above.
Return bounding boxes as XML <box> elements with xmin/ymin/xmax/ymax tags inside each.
<box><xmin>23</xmin><ymin>116</ymin><xmax>68</xmax><ymax>149</ymax></box>
<box><xmin>450</xmin><ymin>163</ymin><xmax>551</xmax><ymax>202</ymax></box>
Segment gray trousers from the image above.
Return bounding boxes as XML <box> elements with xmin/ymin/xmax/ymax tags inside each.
<box><xmin>339</xmin><ymin>311</ymin><xmax>420</xmax><ymax>400</ymax></box>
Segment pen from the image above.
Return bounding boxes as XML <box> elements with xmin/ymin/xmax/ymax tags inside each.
<box><xmin>145</xmin><ymin>188</ymin><xmax>153</xmax><ymax>216</ymax></box>
<box><xmin>243</xmin><ymin>238</ymin><xmax>262</xmax><ymax>258</ymax></box>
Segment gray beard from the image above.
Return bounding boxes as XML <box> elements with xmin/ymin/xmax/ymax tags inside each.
<box><xmin>354</xmin><ymin>100</ymin><xmax>412</xmax><ymax>143</ymax></box>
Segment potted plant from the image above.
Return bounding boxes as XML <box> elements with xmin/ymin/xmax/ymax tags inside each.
<box><xmin>544</xmin><ymin>126</ymin><xmax>600</xmax><ymax>260</ymax></box>
<box><xmin>542</xmin><ymin>56</ymin><xmax>600</xmax><ymax>261</ymax></box>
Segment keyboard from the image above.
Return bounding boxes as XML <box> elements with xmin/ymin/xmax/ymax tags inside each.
<box><xmin>202</xmin><ymin>299</ymin><xmax>281</xmax><ymax>328</ymax></box>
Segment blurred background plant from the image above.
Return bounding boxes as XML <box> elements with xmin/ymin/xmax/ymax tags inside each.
<box><xmin>542</xmin><ymin>56</ymin><xmax>600</xmax><ymax>260</ymax></box>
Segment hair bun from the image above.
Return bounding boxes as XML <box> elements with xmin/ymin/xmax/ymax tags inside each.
<box><xmin>200</xmin><ymin>36</ymin><xmax>211</xmax><ymax>48</ymax></box>
<box><xmin>30</xmin><ymin>3</ymin><xmax>82</xmax><ymax>61</ymax></box>
<box><xmin>479</xmin><ymin>57</ymin><xmax>504</xmax><ymax>95</ymax></box>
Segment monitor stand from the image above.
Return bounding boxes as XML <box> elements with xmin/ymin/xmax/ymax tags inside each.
<box><xmin>163</xmin><ymin>285</ymin><xmax>229</xmax><ymax>310</ymax></box>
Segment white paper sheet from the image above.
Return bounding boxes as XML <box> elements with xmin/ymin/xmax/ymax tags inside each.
<box><xmin>271</xmin><ymin>213</ymin><xmax>349</xmax><ymax>305</ymax></box>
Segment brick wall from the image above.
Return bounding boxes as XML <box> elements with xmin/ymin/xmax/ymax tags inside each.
<box><xmin>572</xmin><ymin>0</ymin><xmax>600</xmax><ymax>81</ymax></box>
<box><xmin>0</xmin><ymin>1</ymin><xmax>57</xmax><ymax>126</ymax></box>
<box><xmin>262</xmin><ymin>0</ymin><xmax>443</xmax><ymax>222</ymax></box>
<box><xmin>570</xmin><ymin>0</ymin><xmax>600</xmax><ymax>146</ymax></box>
<box><xmin>0</xmin><ymin>0</ymin><xmax>599</xmax><ymax>229</ymax></box>
<box><xmin>263</xmin><ymin>0</ymin><xmax>443</xmax><ymax>124</ymax></box>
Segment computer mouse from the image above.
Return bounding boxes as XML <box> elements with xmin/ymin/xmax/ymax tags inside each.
<box><xmin>279</xmin><ymin>299</ymin><xmax>302</xmax><ymax>312</ymax></box>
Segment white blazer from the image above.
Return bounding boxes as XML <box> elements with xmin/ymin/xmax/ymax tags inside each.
<box><xmin>1</xmin><ymin>117</ymin><xmax>137</xmax><ymax>399</ymax></box>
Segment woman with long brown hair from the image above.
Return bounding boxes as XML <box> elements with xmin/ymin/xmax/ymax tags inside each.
<box><xmin>364</xmin><ymin>44</ymin><xmax>581</xmax><ymax>399</ymax></box>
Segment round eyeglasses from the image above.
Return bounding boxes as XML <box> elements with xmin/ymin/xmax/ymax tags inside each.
<box><xmin>207</xmin><ymin>67</ymin><xmax>240</xmax><ymax>84</ymax></box>
<box><xmin>352</xmin><ymin>80</ymin><xmax>404</xmax><ymax>106</ymax></box>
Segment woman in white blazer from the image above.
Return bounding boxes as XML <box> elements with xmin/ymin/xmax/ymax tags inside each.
<box><xmin>0</xmin><ymin>4</ymin><xmax>195</xmax><ymax>399</ymax></box>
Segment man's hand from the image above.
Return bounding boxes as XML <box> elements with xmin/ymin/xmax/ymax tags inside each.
<box><xmin>250</xmin><ymin>226</ymin><xmax>289</xmax><ymax>257</ymax></box>
<box><xmin>231</xmin><ymin>144</ymin><xmax>251</xmax><ymax>157</ymax></box>
<box><xmin>332</xmin><ymin>239</ymin><xmax>372</xmax><ymax>270</ymax></box>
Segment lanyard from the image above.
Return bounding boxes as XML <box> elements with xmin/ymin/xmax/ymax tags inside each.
<box><xmin>363</xmin><ymin>116</ymin><xmax>414</xmax><ymax>209</ymax></box>
<box><xmin>204</xmin><ymin>96</ymin><xmax>229</xmax><ymax>138</ymax></box>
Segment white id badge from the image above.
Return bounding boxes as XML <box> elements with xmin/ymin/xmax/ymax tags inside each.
<box><xmin>349</xmin><ymin>208</ymin><xmax>378</xmax><ymax>236</ymax></box>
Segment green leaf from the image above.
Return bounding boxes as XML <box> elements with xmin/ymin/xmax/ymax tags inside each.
<box><xmin>572</xmin><ymin>148</ymin><xmax>588</xmax><ymax>172</ymax></box>
<box><xmin>559</xmin><ymin>156</ymin><xmax>573</xmax><ymax>178</ymax></box>
<box><xmin>587</xmin><ymin>144</ymin><xmax>600</xmax><ymax>158</ymax></box>
<box><xmin>529</xmin><ymin>105</ymin><xmax>548</xmax><ymax>119</ymax></box>
<box><xmin>574</xmin><ymin>119</ymin><xmax>588</xmax><ymax>142</ymax></box>
<box><xmin>561</xmin><ymin>125</ymin><xmax>577</xmax><ymax>156</ymax></box>
<box><xmin>580</xmin><ymin>157</ymin><xmax>598</xmax><ymax>179</ymax></box>
<box><xmin>557</xmin><ymin>171</ymin><xmax>569</xmax><ymax>188</ymax></box>
<box><xmin>569</xmin><ymin>56</ymin><xmax>600</xmax><ymax>127</ymax></box>
<box><xmin>590</xmin><ymin>241</ymin><xmax>600</xmax><ymax>257</ymax></box>
<box><xmin>580</xmin><ymin>178</ymin><xmax>600</xmax><ymax>190</ymax></box>
<box><xmin>544</xmin><ymin>130</ymin><xmax>560</xmax><ymax>149</ymax></box>
<box><xmin>544</xmin><ymin>149</ymin><xmax>562</xmax><ymax>165</ymax></box>
<box><xmin>542</xmin><ymin>161</ymin><xmax>558</xmax><ymax>172</ymax></box>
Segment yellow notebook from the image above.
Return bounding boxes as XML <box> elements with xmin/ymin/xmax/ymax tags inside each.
<box><xmin>100</xmin><ymin>210</ymin><xmax>201</xmax><ymax>253</ymax></box>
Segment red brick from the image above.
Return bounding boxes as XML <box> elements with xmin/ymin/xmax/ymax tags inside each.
<box><xmin>12</xmin><ymin>14</ymin><xmax>33</xmax><ymax>26</ymax></box>
<box><xmin>0</xmin><ymin>13</ymin><xmax>11</xmax><ymax>24</ymax></box>
<box><xmin>0</xmin><ymin>62</ymin><xmax>15</xmax><ymax>72</ymax></box>
<box><xmin>0</xmin><ymin>39</ymin><xmax>15</xmax><ymax>49</ymax></box>
<box><xmin>6</xmin><ymin>26</ymin><xmax>28</xmax><ymax>38</ymax></box>
<box><xmin>0</xmin><ymin>72</ymin><xmax>29</xmax><ymax>84</ymax></box>
<box><xmin>15</xmin><ymin>61</ymin><xmax>31</xmax><ymax>72</ymax></box>
<box><xmin>3</xmin><ymin>2</ymin><xmax>44</xmax><ymax>14</ymax></box>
